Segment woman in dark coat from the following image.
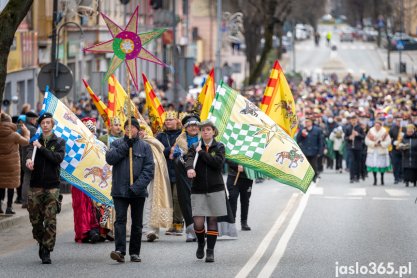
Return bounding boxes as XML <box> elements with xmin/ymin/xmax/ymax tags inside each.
<box><xmin>399</xmin><ymin>124</ymin><xmax>417</xmax><ymax>187</ymax></box>
<box><xmin>185</xmin><ymin>120</ymin><xmax>227</xmax><ymax>263</ymax></box>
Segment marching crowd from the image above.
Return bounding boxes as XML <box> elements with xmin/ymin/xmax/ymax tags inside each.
<box><xmin>1</xmin><ymin>72</ymin><xmax>417</xmax><ymax>265</ymax></box>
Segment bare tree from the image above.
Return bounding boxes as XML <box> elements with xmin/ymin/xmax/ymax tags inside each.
<box><xmin>0</xmin><ymin>0</ymin><xmax>33</xmax><ymax>107</ymax></box>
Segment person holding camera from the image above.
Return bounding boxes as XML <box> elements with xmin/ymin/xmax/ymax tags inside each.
<box><xmin>365</xmin><ymin>120</ymin><xmax>391</xmax><ymax>185</ymax></box>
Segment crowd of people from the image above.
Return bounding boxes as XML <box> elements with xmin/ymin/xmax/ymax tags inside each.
<box><xmin>1</xmin><ymin>71</ymin><xmax>417</xmax><ymax>265</ymax></box>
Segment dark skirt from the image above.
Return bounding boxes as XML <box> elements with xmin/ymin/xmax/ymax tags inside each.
<box><xmin>403</xmin><ymin>168</ymin><xmax>417</xmax><ymax>182</ymax></box>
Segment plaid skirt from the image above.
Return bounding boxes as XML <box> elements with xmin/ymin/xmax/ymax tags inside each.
<box><xmin>191</xmin><ymin>190</ymin><xmax>227</xmax><ymax>217</ymax></box>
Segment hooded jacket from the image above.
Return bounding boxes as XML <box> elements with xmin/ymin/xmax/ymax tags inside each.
<box><xmin>0</xmin><ymin>122</ymin><xmax>29</xmax><ymax>188</ymax></box>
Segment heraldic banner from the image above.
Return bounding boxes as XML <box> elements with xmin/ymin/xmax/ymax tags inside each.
<box><xmin>209</xmin><ymin>82</ymin><xmax>314</xmax><ymax>193</ymax></box>
<box><xmin>38</xmin><ymin>88</ymin><xmax>113</xmax><ymax>206</ymax></box>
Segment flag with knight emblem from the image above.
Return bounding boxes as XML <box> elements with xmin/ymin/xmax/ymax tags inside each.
<box><xmin>36</xmin><ymin>87</ymin><xmax>113</xmax><ymax>205</ymax></box>
<box><xmin>209</xmin><ymin>82</ymin><xmax>314</xmax><ymax>192</ymax></box>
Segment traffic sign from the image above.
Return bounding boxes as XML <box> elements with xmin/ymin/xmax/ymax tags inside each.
<box><xmin>37</xmin><ymin>62</ymin><xmax>74</xmax><ymax>99</ymax></box>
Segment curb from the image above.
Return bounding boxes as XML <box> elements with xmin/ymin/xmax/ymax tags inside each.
<box><xmin>0</xmin><ymin>199</ymin><xmax>72</xmax><ymax>232</ymax></box>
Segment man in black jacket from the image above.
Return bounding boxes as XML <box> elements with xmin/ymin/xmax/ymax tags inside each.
<box><xmin>106</xmin><ymin>117</ymin><xmax>154</xmax><ymax>263</ymax></box>
<box><xmin>344</xmin><ymin>115</ymin><xmax>365</xmax><ymax>183</ymax></box>
<box><xmin>25</xmin><ymin>113</ymin><xmax>66</xmax><ymax>264</ymax></box>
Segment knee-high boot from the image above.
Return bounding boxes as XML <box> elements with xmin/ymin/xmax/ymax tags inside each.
<box><xmin>380</xmin><ymin>173</ymin><xmax>384</xmax><ymax>185</ymax></box>
<box><xmin>373</xmin><ymin>172</ymin><xmax>377</xmax><ymax>186</ymax></box>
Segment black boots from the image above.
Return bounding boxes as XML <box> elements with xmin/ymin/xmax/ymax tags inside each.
<box><xmin>373</xmin><ymin>172</ymin><xmax>377</xmax><ymax>186</ymax></box>
<box><xmin>380</xmin><ymin>173</ymin><xmax>384</xmax><ymax>186</ymax></box>
<box><xmin>205</xmin><ymin>249</ymin><xmax>214</xmax><ymax>263</ymax></box>
<box><xmin>39</xmin><ymin>245</ymin><xmax>51</xmax><ymax>264</ymax></box>
<box><xmin>241</xmin><ymin>221</ymin><xmax>251</xmax><ymax>231</ymax></box>
<box><xmin>196</xmin><ymin>241</ymin><xmax>205</xmax><ymax>259</ymax></box>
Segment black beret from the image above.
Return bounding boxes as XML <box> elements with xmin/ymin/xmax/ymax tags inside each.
<box><xmin>37</xmin><ymin>112</ymin><xmax>53</xmax><ymax>125</ymax></box>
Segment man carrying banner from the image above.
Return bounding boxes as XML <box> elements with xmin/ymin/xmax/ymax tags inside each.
<box><xmin>106</xmin><ymin>117</ymin><xmax>154</xmax><ymax>263</ymax></box>
<box><xmin>25</xmin><ymin>113</ymin><xmax>66</xmax><ymax>264</ymax></box>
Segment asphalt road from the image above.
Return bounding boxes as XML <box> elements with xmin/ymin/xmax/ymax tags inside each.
<box><xmin>1</xmin><ymin>169</ymin><xmax>416</xmax><ymax>278</ymax></box>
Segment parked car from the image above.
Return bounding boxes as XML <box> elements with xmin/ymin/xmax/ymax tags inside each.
<box><xmin>388</xmin><ymin>35</ymin><xmax>417</xmax><ymax>51</ymax></box>
<box><xmin>362</xmin><ymin>27</ymin><xmax>378</xmax><ymax>41</ymax></box>
<box><xmin>340</xmin><ymin>29</ymin><xmax>354</xmax><ymax>42</ymax></box>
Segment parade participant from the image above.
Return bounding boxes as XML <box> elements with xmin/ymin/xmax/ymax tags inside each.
<box><xmin>365</xmin><ymin>121</ymin><xmax>391</xmax><ymax>185</ymax></box>
<box><xmin>226</xmin><ymin>160</ymin><xmax>253</xmax><ymax>231</ymax></box>
<box><xmin>399</xmin><ymin>124</ymin><xmax>417</xmax><ymax>187</ymax></box>
<box><xmin>106</xmin><ymin>117</ymin><xmax>154</xmax><ymax>263</ymax></box>
<box><xmin>139</xmin><ymin>123</ymin><xmax>173</xmax><ymax>242</ymax></box>
<box><xmin>71</xmin><ymin>117</ymin><xmax>101</xmax><ymax>243</ymax></box>
<box><xmin>390</xmin><ymin>114</ymin><xmax>404</xmax><ymax>184</ymax></box>
<box><xmin>21</xmin><ymin>111</ymin><xmax>39</xmax><ymax>209</ymax></box>
<box><xmin>344</xmin><ymin>115</ymin><xmax>365</xmax><ymax>183</ymax></box>
<box><xmin>296</xmin><ymin>117</ymin><xmax>323</xmax><ymax>182</ymax></box>
<box><xmin>185</xmin><ymin>120</ymin><xmax>227</xmax><ymax>263</ymax></box>
<box><xmin>172</xmin><ymin>113</ymin><xmax>201</xmax><ymax>242</ymax></box>
<box><xmin>156</xmin><ymin>111</ymin><xmax>184</xmax><ymax>236</ymax></box>
<box><xmin>329</xmin><ymin>123</ymin><xmax>345</xmax><ymax>173</ymax></box>
<box><xmin>25</xmin><ymin>113</ymin><xmax>66</xmax><ymax>264</ymax></box>
<box><xmin>0</xmin><ymin>112</ymin><xmax>30</xmax><ymax>214</ymax></box>
<box><xmin>98</xmin><ymin>116</ymin><xmax>123</xmax><ymax>147</ymax></box>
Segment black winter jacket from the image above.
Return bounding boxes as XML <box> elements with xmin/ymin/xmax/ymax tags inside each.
<box><xmin>26</xmin><ymin>134</ymin><xmax>66</xmax><ymax>189</ymax></box>
<box><xmin>226</xmin><ymin>159</ymin><xmax>250</xmax><ymax>180</ymax></box>
<box><xmin>185</xmin><ymin>139</ymin><xmax>225</xmax><ymax>194</ymax></box>
<box><xmin>401</xmin><ymin>134</ymin><xmax>417</xmax><ymax>169</ymax></box>
<box><xmin>344</xmin><ymin>124</ymin><xmax>365</xmax><ymax>150</ymax></box>
<box><xmin>156</xmin><ymin>129</ymin><xmax>182</xmax><ymax>183</ymax></box>
<box><xmin>106</xmin><ymin>136</ymin><xmax>154</xmax><ymax>198</ymax></box>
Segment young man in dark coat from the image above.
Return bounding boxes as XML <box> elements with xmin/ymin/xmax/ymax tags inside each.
<box><xmin>25</xmin><ymin>113</ymin><xmax>66</xmax><ymax>264</ymax></box>
<box><xmin>106</xmin><ymin>117</ymin><xmax>154</xmax><ymax>263</ymax></box>
<box><xmin>344</xmin><ymin>115</ymin><xmax>365</xmax><ymax>183</ymax></box>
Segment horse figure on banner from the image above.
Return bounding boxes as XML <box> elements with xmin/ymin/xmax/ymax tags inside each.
<box><xmin>84</xmin><ymin>164</ymin><xmax>112</xmax><ymax>188</ymax></box>
<box><xmin>275</xmin><ymin>147</ymin><xmax>304</xmax><ymax>168</ymax></box>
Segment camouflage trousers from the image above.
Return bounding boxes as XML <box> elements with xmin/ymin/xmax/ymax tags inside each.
<box><xmin>27</xmin><ymin>187</ymin><xmax>60</xmax><ymax>251</ymax></box>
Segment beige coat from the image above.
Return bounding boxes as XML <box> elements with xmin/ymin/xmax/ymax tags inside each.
<box><xmin>0</xmin><ymin>122</ymin><xmax>30</xmax><ymax>188</ymax></box>
<box><xmin>365</xmin><ymin>126</ymin><xmax>391</xmax><ymax>155</ymax></box>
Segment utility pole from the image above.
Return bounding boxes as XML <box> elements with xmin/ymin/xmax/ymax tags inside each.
<box><xmin>215</xmin><ymin>0</ymin><xmax>222</xmax><ymax>84</ymax></box>
<box><xmin>51</xmin><ymin>0</ymin><xmax>58</xmax><ymax>63</ymax></box>
<box><xmin>399</xmin><ymin>0</ymin><xmax>404</xmax><ymax>73</ymax></box>
<box><xmin>172</xmin><ymin>0</ymin><xmax>178</xmax><ymax>106</ymax></box>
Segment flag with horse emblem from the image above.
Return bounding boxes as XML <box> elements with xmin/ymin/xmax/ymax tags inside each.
<box><xmin>209</xmin><ymin>82</ymin><xmax>314</xmax><ymax>192</ymax></box>
<box><xmin>37</xmin><ymin>87</ymin><xmax>113</xmax><ymax>205</ymax></box>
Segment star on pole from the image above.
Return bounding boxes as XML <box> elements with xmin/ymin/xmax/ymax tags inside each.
<box><xmin>83</xmin><ymin>6</ymin><xmax>167</xmax><ymax>90</ymax></box>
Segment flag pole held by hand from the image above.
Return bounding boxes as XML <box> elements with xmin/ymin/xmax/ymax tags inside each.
<box><xmin>31</xmin><ymin>146</ymin><xmax>37</xmax><ymax>162</ymax></box>
<box><xmin>233</xmin><ymin>172</ymin><xmax>240</xmax><ymax>186</ymax></box>
<box><xmin>126</xmin><ymin>75</ymin><xmax>133</xmax><ymax>185</ymax></box>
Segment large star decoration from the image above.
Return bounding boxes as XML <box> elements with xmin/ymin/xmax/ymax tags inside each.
<box><xmin>253</xmin><ymin>119</ymin><xmax>290</xmax><ymax>147</ymax></box>
<box><xmin>84</xmin><ymin>6</ymin><xmax>167</xmax><ymax>90</ymax></box>
<box><xmin>75</xmin><ymin>130</ymin><xmax>102</xmax><ymax>159</ymax></box>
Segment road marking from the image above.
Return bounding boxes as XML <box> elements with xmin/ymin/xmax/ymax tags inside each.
<box><xmin>256</xmin><ymin>183</ymin><xmax>315</xmax><ymax>277</ymax></box>
<box><xmin>372</xmin><ymin>197</ymin><xmax>409</xmax><ymax>201</ymax></box>
<box><xmin>384</xmin><ymin>189</ymin><xmax>410</xmax><ymax>197</ymax></box>
<box><xmin>235</xmin><ymin>193</ymin><xmax>299</xmax><ymax>278</ymax></box>
<box><xmin>323</xmin><ymin>196</ymin><xmax>363</xmax><ymax>200</ymax></box>
<box><xmin>347</xmin><ymin>188</ymin><xmax>366</xmax><ymax>196</ymax></box>
<box><xmin>309</xmin><ymin>186</ymin><xmax>323</xmax><ymax>195</ymax></box>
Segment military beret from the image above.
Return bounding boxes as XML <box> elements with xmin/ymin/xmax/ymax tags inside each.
<box><xmin>37</xmin><ymin>112</ymin><xmax>53</xmax><ymax>125</ymax></box>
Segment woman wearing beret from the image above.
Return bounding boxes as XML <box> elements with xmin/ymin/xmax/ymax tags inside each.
<box><xmin>185</xmin><ymin>120</ymin><xmax>227</xmax><ymax>263</ymax></box>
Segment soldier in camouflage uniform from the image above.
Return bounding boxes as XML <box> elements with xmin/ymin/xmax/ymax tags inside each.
<box><xmin>25</xmin><ymin>113</ymin><xmax>66</xmax><ymax>264</ymax></box>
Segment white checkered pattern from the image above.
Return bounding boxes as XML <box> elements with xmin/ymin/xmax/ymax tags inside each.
<box><xmin>54</xmin><ymin>123</ymin><xmax>85</xmax><ymax>174</ymax></box>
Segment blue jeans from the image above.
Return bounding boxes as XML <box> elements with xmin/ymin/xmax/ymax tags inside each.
<box><xmin>113</xmin><ymin>197</ymin><xmax>145</xmax><ymax>256</ymax></box>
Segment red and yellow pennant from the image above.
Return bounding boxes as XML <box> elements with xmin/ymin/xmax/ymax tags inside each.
<box><xmin>195</xmin><ymin>68</ymin><xmax>215</xmax><ymax>114</ymax></box>
<box><xmin>82</xmin><ymin>79</ymin><xmax>109</xmax><ymax>127</ymax></box>
<box><xmin>142</xmin><ymin>73</ymin><xmax>165</xmax><ymax>134</ymax></box>
<box><xmin>260</xmin><ymin>60</ymin><xmax>298</xmax><ymax>137</ymax></box>
<box><xmin>199</xmin><ymin>69</ymin><xmax>215</xmax><ymax>121</ymax></box>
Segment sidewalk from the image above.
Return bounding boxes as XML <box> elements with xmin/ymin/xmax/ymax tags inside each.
<box><xmin>0</xmin><ymin>193</ymin><xmax>73</xmax><ymax>231</ymax></box>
